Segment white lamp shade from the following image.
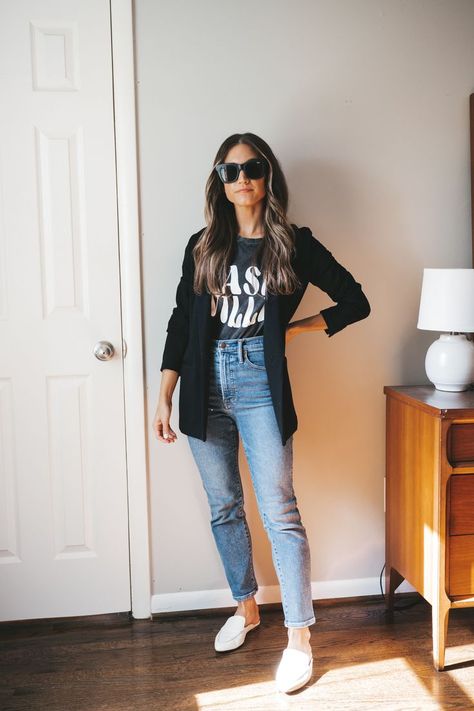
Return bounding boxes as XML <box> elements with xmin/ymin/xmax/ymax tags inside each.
<box><xmin>417</xmin><ymin>268</ymin><xmax>474</xmax><ymax>332</ymax></box>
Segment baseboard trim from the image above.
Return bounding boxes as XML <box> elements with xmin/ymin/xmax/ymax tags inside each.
<box><xmin>151</xmin><ymin>576</ymin><xmax>417</xmax><ymax>615</ymax></box>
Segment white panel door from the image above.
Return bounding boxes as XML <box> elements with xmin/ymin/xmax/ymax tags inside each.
<box><xmin>0</xmin><ymin>0</ymin><xmax>131</xmax><ymax>620</ymax></box>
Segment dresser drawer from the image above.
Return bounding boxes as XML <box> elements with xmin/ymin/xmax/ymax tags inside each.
<box><xmin>449</xmin><ymin>475</ymin><xmax>474</xmax><ymax>535</ymax></box>
<box><xmin>447</xmin><ymin>423</ymin><xmax>474</xmax><ymax>466</ymax></box>
<box><xmin>448</xmin><ymin>534</ymin><xmax>474</xmax><ymax>596</ymax></box>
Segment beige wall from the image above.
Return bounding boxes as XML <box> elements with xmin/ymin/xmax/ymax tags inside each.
<box><xmin>134</xmin><ymin>0</ymin><xmax>474</xmax><ymax>612</ymax></box>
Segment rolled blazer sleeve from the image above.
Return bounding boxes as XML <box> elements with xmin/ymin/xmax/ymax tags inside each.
<box><xmin>302</xmin><ymin>227</ymin><xmax>371</xmax><ymax>337</ymax></box>
<box><xmin>159</xmin><ymin>236</ymin><xmax>195</xmax><ymax>374</ymax></box>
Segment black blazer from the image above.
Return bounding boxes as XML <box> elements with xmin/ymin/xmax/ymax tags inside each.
<box><xmin>160</xmin><ymin>224</ymin><xmax>371</xmax><ymax>445</ymax></box>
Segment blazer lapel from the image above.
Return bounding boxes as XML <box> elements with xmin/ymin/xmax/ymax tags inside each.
<box><xmin>263</xmin><ymin>291</ymin><xmax>283</xmax><ymax>367</ymax></box>
<box><xmin>196</xmin><ymin>291</ymin><xmax>212</xmax><ymax>361</ymax></box>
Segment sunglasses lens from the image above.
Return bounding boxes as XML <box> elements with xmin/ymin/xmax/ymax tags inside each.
<box><xmin>244</xmin><ymin>159</ymin><xmax>266</xmax><ymax>179</ymax></box>
<box><xmin>217</xmin><ymin>164</ymin><xmax>239</xmax><ymax>183</ymax></box>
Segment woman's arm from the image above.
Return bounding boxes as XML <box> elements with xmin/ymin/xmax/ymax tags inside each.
<box><xmin>300</xmin><ymin>227</ymin><xmax>371</xmax><ymax>338</ymax></box>
<box><xmin>159</xmin><ymin>236</ymin><xmax>195</xmax><ymax>373</ymax></box>
<box><xmin>154</xmin><ymin>233</ymin><xmax>197</xmax><ymax>444</ymax></box>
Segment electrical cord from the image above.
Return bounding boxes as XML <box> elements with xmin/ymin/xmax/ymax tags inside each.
<box><xmin>379</xmin><ymin>563</ymin><xmax>422</xmax><ymax>612</ymax></box>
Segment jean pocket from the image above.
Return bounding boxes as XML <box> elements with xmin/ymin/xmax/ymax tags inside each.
<box><xmin>243</xmin><ymin>348</ymin><xmax>266</xmax><ymax>371</ymax></box>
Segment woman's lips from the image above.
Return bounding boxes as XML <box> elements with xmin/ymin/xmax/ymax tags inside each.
<box><xmin>237</xmin><ymin>188</ymin><xmax>253</xmax><ymax>192</ymax></box>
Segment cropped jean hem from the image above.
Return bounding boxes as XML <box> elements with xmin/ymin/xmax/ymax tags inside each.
<box><xmin>233</xmin><ymin>587</ymin><xmax>258</xmax><ymax>602</ymax></box>
<box><xmin>285</xmin><ymin>613</ymin><xmax>316</xmax><ymax>628</ymax></box>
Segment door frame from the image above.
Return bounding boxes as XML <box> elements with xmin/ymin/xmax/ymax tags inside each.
<box><xmin>110</xmin><ymin>0</ymin><xmax>151</xmax><ymax>619</ymax></box>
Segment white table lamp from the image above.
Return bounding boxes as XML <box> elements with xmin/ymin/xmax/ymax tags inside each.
<box><xmin>417</xmin><ymin>268</ymin><xmax>474</xmax><ymax>391</ymax></box>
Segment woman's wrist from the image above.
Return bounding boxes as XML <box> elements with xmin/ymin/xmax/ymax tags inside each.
<box><xmin>159</xmin><ymin>369</ymin><xmax>179</xmax><ymax>404</ymax></box>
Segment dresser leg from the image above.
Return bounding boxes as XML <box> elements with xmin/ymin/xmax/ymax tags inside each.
<box><xmin>432</xmin><ymin>595</ymin><xmax>451</xmax><ymax>671</ymax></box>
<box><xmin>385</xmin><ymin>564</ymin><xmax>404</xmax><ymax>611</ymax></box>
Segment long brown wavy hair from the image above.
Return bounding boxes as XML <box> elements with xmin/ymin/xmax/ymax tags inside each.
<box><xmin>192</xmin><ymin>132</ymin><xmax>303</xmax><ymax>296</ymax></box>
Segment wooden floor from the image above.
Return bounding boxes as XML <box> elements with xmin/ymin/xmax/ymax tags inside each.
<box><xmin>1</xmin><ymin>593</ymin><xmax>473</xmax><ymax>710</ymax></box>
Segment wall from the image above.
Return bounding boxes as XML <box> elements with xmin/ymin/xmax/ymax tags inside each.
<box><xmin>134</xmin><ymin>0</ymin><xmax>474</xmax><ymax>613</ymax></box>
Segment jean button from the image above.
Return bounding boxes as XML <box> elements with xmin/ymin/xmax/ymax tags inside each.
<box><xmin>219</xmin><ymin>343</ymin><xmax>226</xmax><ymax>348</ymax></box>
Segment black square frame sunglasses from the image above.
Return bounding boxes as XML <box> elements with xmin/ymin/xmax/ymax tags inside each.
<box><xmin>214</xmin><ymin>158</ymin><xmax>268</xmax><ymax>184</ymax></box>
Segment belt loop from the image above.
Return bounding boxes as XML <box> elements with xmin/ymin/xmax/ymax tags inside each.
<box><xmin>238</xmin><ymin>339</ymin><xmax>243</xmax><ymax>363</ymax></box>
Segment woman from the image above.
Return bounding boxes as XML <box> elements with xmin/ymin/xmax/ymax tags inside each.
<box><xmin>153</xmin><ymin>132</ymin><xmax>371</xmax><ymax>693</ymax></box>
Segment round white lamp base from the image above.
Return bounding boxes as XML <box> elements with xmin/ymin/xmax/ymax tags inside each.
<box><xmin>425</xmin><ymin>334</ymin><xmax>474</xmax><ymax>392</ymax></box>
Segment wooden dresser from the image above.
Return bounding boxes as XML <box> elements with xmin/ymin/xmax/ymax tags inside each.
<box><xmin>383</xmin><ymin>385</ymin><xmax>474</xmax><ymax>670</ymax></box>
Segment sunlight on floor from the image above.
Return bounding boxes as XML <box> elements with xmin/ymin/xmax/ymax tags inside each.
<box><xmin>446</xmin><ymin>643</ymin><xmax>474</xmax><ymax>697</ymax></box>
<box><xmin>193</xmin><ymin>655</ymin><xmax>472</xmax><ymax>710</ymax></box>
<box><xmin>195</xmin><ymin>679</ymin><xmax>291</xmax><ymax>710</ymax></box>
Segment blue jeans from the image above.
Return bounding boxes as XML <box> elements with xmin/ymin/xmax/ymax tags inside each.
<box><xmin>187</xmin><ymin>334</ymin><xmax>316</xmax><ymax>628</ymax></box>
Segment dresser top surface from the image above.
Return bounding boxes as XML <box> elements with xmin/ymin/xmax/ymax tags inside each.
<box><xmin>383</xmin><ymin>384</ymin><xmax>474</xmax><ymax>415</ymax></box>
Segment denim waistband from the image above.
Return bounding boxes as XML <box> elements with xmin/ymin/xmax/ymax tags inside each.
<box><xmin>210</xmin><ymin>334</ymin><xmax>264</xmax><ymax>352</ymax></box>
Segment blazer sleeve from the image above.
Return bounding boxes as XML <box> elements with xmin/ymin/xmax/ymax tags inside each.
<box><xmin>159</xmin><ymin>236</ymin><xmax>195</xmax><ymax>374</ymax></box>
<box><xmin>301</xmin><ymin>227</ymin><xmax>371</xmax><ymax>337</ymax></box>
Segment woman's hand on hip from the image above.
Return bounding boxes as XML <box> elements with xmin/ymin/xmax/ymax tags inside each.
<box><xmin>285</xmin><ymin>314</ymin><xmax>328</xmax><ymax>344</ymax></box>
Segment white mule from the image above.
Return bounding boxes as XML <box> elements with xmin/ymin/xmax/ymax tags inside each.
<box><xmin>275</xmin><ymin>647</ymin><xmax>313</xmax><ymax>693</ymax></box>
<box><xmin>214</xmin><ymin>614</ymin><xmax>260</xmax><ymax>652</ymax></box>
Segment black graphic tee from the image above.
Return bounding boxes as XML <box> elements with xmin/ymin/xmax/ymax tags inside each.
<box><xmin>210</xmin><ymin>235</ymin><xmax>266</xmax><ymax>339</ymax></box>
